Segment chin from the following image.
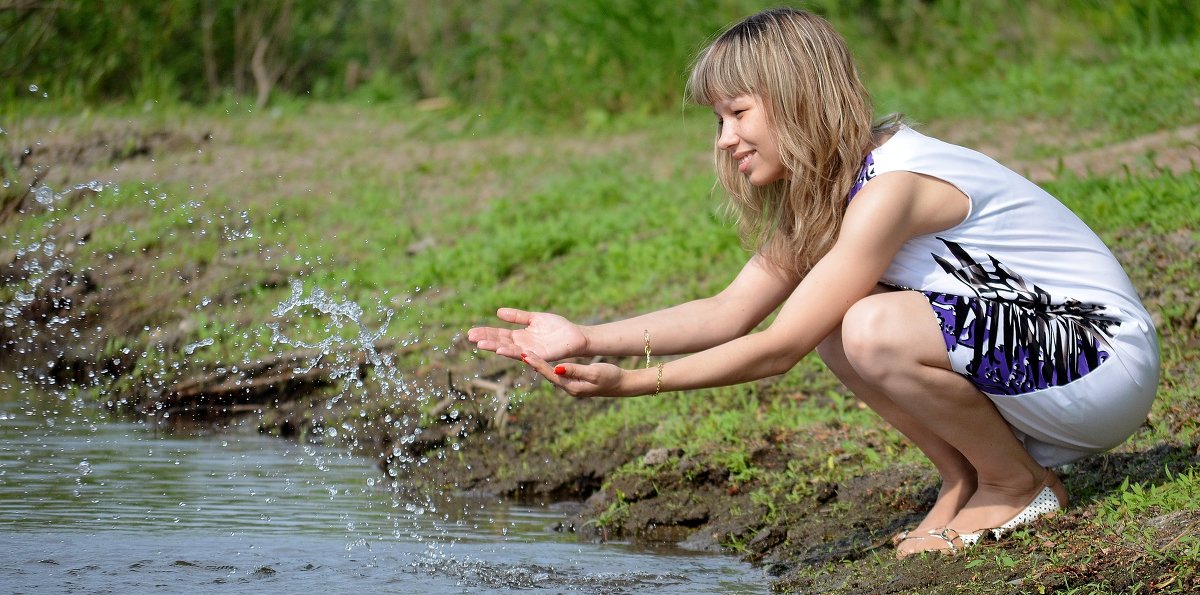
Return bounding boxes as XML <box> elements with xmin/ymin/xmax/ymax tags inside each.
<box><xmin>748</xmin><ymin>174</ymin><xmax>784</xmax><ymax>187</ymax></box>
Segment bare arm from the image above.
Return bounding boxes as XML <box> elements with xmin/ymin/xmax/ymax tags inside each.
<box><xmin>581</xmin><ymin>254</ymin><xmax>795</xmax><ymax>356</ymax></box>
<box><xmin>530</xmin><ymin>171</ymin><xmax>969</xmax><ymax>396</ymax></box>
<box><xmin>468</xmin><ymin>253</ymin><xmax>795</xmax><ymax>361</ymax></box>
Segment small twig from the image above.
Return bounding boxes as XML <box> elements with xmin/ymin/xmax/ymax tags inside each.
<box><xmin>468</xmin><ymin>376</ymin><xmax>513</xmax><ymax>437</ymax></box>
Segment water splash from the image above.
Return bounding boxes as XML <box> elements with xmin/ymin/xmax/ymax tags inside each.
<box><xmin>261</xmin><ymin>277</ymin><xmax>469</xmax><ymax>546</ymax></box>
<box><xmin>265</xmin><ymin>277</ymin><xmax>423</xmax><ymax>407</ymax></box>
<box><xmin>0</xmin><ymin>110</ymin><xmax>757</xmax><ymax>592</ymax></box>
<box><xmin>269</xmin><ymin>279</ymin><xmax>396</xmax><ymax>364</ymax></box>
<box><xmin>1</xmin><ymin>179</ymin><xmax>120</xmax><ymax>389</ymax></box>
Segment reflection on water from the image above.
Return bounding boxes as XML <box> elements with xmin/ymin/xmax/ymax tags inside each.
<box><xmin>0</xmin><ymin>386</ymin><xmax>767</xmax><ymax>593</ymax></box>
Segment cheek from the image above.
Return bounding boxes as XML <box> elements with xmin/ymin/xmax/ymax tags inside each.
<box><xmin>762</xmin><ymin>154</ymin><xmax>790</xmax><ymax>183</ymax></box>
<box><xmin>764</xmin><ymin>146</ymin><xmax>785</xmax><ymax>169</ymax></box>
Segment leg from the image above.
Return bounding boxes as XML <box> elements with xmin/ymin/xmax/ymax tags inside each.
<box><xmin>817</xmin><ymin>320</ymin><xmax>977</xmax><ymax>535</ymax></box>
<box><xmin>829</xmin><ymin>291</ymin><xmax>1066</xmax><ymax>555</ymax></box>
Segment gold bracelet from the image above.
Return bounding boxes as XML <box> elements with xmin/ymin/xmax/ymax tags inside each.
<box><xmin>653</xmin><ymin>362</ymin><xmax>664</xmax><ymax>396</ymax></box>
<box><xmin>643</xmin><ymin>329</ymin><xmax>652</xmax><ymax>369</ymax></box>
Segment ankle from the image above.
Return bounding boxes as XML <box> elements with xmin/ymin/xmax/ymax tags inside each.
<box><xmin>976</xmin><ymin>466</ymin><xmax>1045</xmax><ymax>498</ymax></box>
<box><xmin>1046</xmin><ymin>470</ymin><xmax>1070</xmax><ymax>508</ymax></box>
<box><xmin>933</xmin><ymin>464</ymin><xmax>977</xmax><ymax>490</ymax></box>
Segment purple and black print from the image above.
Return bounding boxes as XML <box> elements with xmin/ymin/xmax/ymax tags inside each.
<box><xmin>847</xmin><ymin>153</ymin><xmax>876</xmax><ymax>201</ymax></box>
<box><xmin>924</xmin><ymin>239</ymin><xmax>1120</xmax><ymax>396</ymax></box>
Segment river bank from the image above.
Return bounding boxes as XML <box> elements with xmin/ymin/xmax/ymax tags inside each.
<box><xmin>4</xmin><ymin>65</ymin><xmax>1199</xmax><ymax>591</ymax></box>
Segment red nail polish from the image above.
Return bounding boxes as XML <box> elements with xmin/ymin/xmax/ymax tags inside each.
<box><xmin>554</xmin><ymin>365</ymin><xmax>566</xmax><ymax>375</ymax></box>
<box><xmin>520</xmin><ymin>353</ymin><xmax>528</xmax><ymax>363</ymax></box>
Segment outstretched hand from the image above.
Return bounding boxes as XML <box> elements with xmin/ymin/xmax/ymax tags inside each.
<box><xmin>469</xmin><ymin>308</ymin><xmax>631</xmax><ymax>397</ymax></box>
<box><xmin>521</xmin><ymin>352</ymin><xmax>628</xmax><ymax>398</ymax></box>
<box><xmin>467</xmin><ymin>308</ymin><xmax>587</xmax><ymax>362</ymax></box>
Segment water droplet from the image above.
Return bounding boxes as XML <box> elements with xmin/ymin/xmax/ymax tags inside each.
<box><xmin>33</xmin><ymin>185</ymin><xmax>54</xmax><ymax>205</ymax></box>
<box><xmin>183</xmin><ymin>338</ymin><xmax>214</xmax><ymax>355</ymax></box>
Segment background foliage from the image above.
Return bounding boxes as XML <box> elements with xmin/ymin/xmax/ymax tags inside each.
<box><xmin>3</xmin><ymin>0</ymin><xmax>1198</xmax><ymax>118</ymax></box>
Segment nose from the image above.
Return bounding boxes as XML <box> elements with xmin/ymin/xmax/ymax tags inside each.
<box><xmin>717</xmin><ymin>120</ymin><xmax>737</xmax><ymax>151</ymax></box>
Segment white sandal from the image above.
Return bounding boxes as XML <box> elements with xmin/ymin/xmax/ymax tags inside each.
<box><xmin>897</xmin><ymin>469</ymin><xmax>1065</xmax><ymax>558</ymax></box>
<box><xmin>957</xmin><ymin>468</ymin><xmax>1065</xmax><ymax>544</ymax></box>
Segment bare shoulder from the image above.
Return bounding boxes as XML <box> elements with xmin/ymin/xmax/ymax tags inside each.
<box><xmin>848</xmin><ymin>170</ymin><xmax>968</xmax><ymax>237</ymax></box>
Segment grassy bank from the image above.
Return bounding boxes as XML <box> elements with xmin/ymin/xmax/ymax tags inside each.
<box><xmin>3</xmin><ymin>16</ymin><xmax>1199</xmax><ymax>595</ymax></box>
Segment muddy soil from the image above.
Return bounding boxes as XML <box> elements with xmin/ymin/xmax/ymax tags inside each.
<box><xmin>385</xmin><ymin>221</ymin><xmax>1200</xmax><ymax>593</ymax></box>
<box><xmin>3</xmin><ymin>115</ymin><xmax>1199</xmax><ymax>593</ymax></box>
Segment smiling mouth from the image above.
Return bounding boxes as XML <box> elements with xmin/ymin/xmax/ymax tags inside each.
<box><xmin>736</xmin><ymin>151</ymin><xmax>753</xmax><ymax>171</ymax></box>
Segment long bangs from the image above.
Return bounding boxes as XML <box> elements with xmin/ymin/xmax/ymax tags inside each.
<box><xmin>686</xmin><ymin>34</ymin><xmax>758</xmax><ymax>106</ymax></box>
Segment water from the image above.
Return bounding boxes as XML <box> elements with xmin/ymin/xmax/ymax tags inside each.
<box><xmin>2</xmin><ymin>118</ymin><xmax>768</xmax><ymax>593</ymax></box>
<box><xmin>0</xmin><ymin>387</ymin><xmax>768</xmax><ymax>593</ymax></box>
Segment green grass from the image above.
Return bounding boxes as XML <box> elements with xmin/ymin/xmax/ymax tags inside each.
<box><xmin>876</xmin><ymin>40</ymin><xmax>1200</xmax><ymax>160</ymax></box>
<box><xmin>1049</xmin><ymin>168</ymin><xmax>1200</xmax><ymax>235</ymax></box>
<box><xmin>4</xmin><ymin>9</ymin><xmax>1199</xmax><ymax>592</ymax></box>
<box><xmin>6</xmin><ymin>24</ymin><xmax>1197</xmax><ymax>448</ymax></box>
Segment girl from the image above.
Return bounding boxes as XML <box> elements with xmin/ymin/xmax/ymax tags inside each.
<box><xmin>467</xmin><ymin>8</ymin><xmax>1158</xmax><ymax>557</ymax></box>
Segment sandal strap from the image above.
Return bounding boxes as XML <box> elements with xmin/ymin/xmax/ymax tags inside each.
<box><xmin>897</xmin><ymin>530</ymin><xmax>960</xmax><ymax>554</ymax></box>
<box><xmin>933</xmin><ymin>528</ymin><xmax>964</xmax><ymax>551</ymax></box>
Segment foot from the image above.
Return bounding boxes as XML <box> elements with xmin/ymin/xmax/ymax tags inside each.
<box><xmin>893</xmin><ymin>476</ymin><xmax>976</xmax><ymax>554</ymax></box>
<box><xmin>895</xmin><ymin>529</ymin><xmax>969</xmax><ymax>558</ymax></box>
<box><xmin>946</xmin><ymin>468</ymin><xmax>1067</xmax><ymax>537</ymax></box>
<box><xmin>896</xmin><ymin>469</ymin><xmax>1067</xmax><ymax>558</ymax></box>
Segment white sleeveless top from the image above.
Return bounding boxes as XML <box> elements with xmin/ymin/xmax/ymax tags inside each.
<box><xmin>854</xmin><ymin>127</ymin><xmax>1157</xmax><ymax>379</ymax></box>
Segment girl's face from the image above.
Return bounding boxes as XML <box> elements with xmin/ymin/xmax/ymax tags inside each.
<box><xmin>713</xmin><ymin>94</ymin><xmax>788</xmax><ymax>186</ymax></box>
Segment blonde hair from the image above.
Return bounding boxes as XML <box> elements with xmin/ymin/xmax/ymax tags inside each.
<box><xmin>687</xmin><ymin>8</ymin><xmax>894</xmax><ymax>278</ymax></box>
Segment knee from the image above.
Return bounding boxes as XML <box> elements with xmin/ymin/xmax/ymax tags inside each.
<box><xmin>839</xmin><ymin>299</ymin><xmax>908</xmax><ymax>384</ymax></box>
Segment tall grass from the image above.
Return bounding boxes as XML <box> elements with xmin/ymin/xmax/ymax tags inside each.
<box><xmin>3</xmin><ymin>1</ymin><xmax>1197</xmax><ymax>124</ymax></box>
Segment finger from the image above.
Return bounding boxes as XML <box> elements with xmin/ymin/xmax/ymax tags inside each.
<box><xmin>493</xmin><ymin>345</ymin><xmax>524</xmax><ymax>360</ymax></box>
<box><xmin>472</xmin><ymin>340</ymin><xmax>521</xmax><ymax>361</ymax></box>
<box><xmin>525</xmin><ymin>352</ymin><xmax>584</xmax><ymax>394</ymax></box>
<box><xmin>550</xmin><ymin>363</ymin><xmax>592</xmax><ymax>383</ymax></box>
<box><xmin>470</xmin><ymin>331</ymin><xmax>523</xmax><ymax>357</ymax></box>
<box><xmin>520</xmin><ymin>351</ymin><xmax>556</xmax><ymax>379</ymax></box>
<box><xmin>496</xmin><ymin>308</ymin><xmax>534</xmax><ymax>325</ymax></box>
<box><xmin>467</xmin><ymin>327</ymin><xmax>511</xmax><ymax>343</ymax></box>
